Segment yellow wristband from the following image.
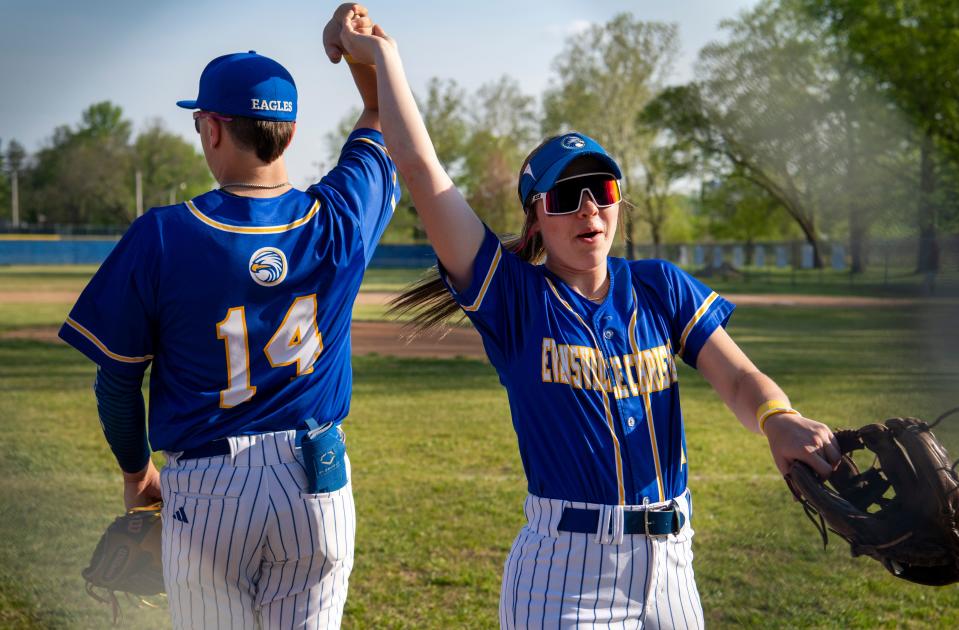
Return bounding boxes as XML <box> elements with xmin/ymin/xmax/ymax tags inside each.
<box><xmin>756</xmin><ymin>400</ymin><xmax>797</xmax><ymax>435</ymax></box>
<box><xmin>343</xmin><ymin>53</ymin><xmax>357</xmax><ymax>64</ymax></box>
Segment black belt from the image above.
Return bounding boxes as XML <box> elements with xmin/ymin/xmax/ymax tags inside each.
<box><xmin>178</xmin><ymin>429</ymin><xmax>313</xmax><ymax>460</ymax></box>
<box><xmin>557</xmin><ymin>506</ymin><xmax>685</xmax><ymax>537</ymax></box>
<box><xmin>178</xmin><ymin>439</ymin><xmax>231</xmax><ymax>460</ymax></box>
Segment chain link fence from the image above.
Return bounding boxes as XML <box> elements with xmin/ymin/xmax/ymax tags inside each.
<box><xmin>2</xmin><ymin>225</ymin><xmax>957</xmax><ymax>295</ymax></box>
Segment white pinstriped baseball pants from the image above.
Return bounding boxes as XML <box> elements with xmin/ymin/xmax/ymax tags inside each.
<box><xmin>161</xmin><ymin>430</ymin><xmax>355</xmax><ymax>629</ymax></box>
<box><xmin>500</xmin><ymin>492</ymin><xmax>703</xmax><ymax>629</ymax></box>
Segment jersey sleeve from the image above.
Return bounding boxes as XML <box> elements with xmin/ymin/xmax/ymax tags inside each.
<box><xmin>651</xmin><ymin>261</ymin><xmax>735</xmax><ymax>369</ymax></box>
<box><xmin>437</xmin><ymin>226</ymin><xmax>535</xmax><ymax>367</ymax></box>
<box><xmin>307</xmin><ymin>128</ymin><xmax>401</xmax><ymax>267</ymax></box>
<box><xmin>58</xmin><ymin>214</ymin><xmax>160</xmax><ymax>376</ymax></box>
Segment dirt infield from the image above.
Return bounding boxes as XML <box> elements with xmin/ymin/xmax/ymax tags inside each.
<box><xmin>3</xmin><ymin>290</ymin><xmax>946</xmax><ymax>361</ymax></box>
<box><xmin>351</xmin><ymin>321</ymin><xmax>485</xmax><ymax>359</ymax></box>
<box><xmin>1</xmin><ymin>289</ymin><xmax>939</xmax><ymax>309</ymax></box>
<box><xmin>0</xmin><ymin>290</ymin><xmax>81</xmax><ymax>303</ymax></box>
<box><xmin>1</xmin><ymin>321</ymin><xmax>488</xmax><ymax>360</ymax></box>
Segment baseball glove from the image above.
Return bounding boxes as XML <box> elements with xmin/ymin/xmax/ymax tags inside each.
<box><xmin>82</xmin><ymin>502</ymin><xmax>165</xmax><ymax>622</ymax></box>
<box><xmin>785</xmin><ymin>411</ymin><xmax>959</xmax><ymax>585</ymax></box>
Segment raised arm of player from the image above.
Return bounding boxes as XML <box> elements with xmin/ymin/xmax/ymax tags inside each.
<box><xmin>696</xmin><ymin>327</ymin><xmax>841</xmax><ymax>479</ymax></box>
<box><xmin>338</xmin><ymin>17</ymin><xmax>485</xmax><ymax>291</ymax></box>
<box><xmin>323</xmin><ymin>4</ymin><xmax>381</xmax><ymax>132</ymax></box>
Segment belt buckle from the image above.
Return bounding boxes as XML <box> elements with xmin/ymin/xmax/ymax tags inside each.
<box><xmin>644</xmin><ymin>508</ymin><xmax>671</xmax><ymax>538</ymax></box>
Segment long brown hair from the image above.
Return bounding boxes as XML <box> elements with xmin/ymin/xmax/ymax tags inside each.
<box><xmin>387</xmin><ymin>136</ymin><xmax>561</xmax><ymax>336</ymax></box>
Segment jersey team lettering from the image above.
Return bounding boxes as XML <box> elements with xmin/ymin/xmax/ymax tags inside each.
<box><xmin>541</xmin><ymin>338</ymin><xmax>679</xmax><ymax>399</ymax></box>
<box><xmin>250</xmin><ymin>98</ymin><xmax>294</xmax><ymax>112</ymax></box>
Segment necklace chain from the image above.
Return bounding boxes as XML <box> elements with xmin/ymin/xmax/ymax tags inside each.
<box><xmin>219</xmin><ymin>181</ymin><xmax>291</xmax><ymax>190</ymax></box>
<box><xmin>585</xmin><ymin>274</ymin><xmax>611</xmax><ymax>303</ymax></box>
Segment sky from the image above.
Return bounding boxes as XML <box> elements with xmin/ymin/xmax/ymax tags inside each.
<box><xmin>0</xmin><ymin>0</ymin><xmax>759</xmax><ymax>188</ymax></box>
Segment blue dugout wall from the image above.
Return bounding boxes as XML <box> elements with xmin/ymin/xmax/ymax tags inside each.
<box><xmin>0</xmin><ymin>237</ymin><xmax>435</xmax><ymax>268</ymax></box>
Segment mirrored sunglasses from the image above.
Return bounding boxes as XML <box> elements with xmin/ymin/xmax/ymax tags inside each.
<box><xmin>531</xmin><ymin>173</ymin><xmax>622</xmax><ymax>215</ymax></box>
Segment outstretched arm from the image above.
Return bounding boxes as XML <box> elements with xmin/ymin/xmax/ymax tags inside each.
<box><xmin>337</xmin><ymin>17</ymin><xmax>485</xmax><ymax>290</ymax></box>
<box><xmin>696</xmin><ymin>327</ymin><xmax>841</xmax><ymax>478</ymax></box>
<box><xmin>323</xmin><ymin>4</ymin><xmax>380</xmax><ymax>132</ymax></box>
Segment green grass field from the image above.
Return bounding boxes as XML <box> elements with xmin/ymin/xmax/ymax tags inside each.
<box><xmin>0</xmin><ymin>266</ymin><xmax>957</xmax><ymax>628</ymax></box>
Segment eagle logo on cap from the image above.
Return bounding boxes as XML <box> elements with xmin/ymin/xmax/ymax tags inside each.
<box><xmin>249</xmin><ymin>247</ymin><xmax>288</xmax><ymax>287</ymax></box>
<box><xmin>561</xmin><ymin>135</ymin><xmax>586</xmax><ymax>149</ymax></box>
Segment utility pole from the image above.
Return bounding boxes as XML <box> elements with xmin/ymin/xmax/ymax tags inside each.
<box><xmin>11</xmin><ymin>170</ymin><xmax>19</xmax><ymax>228</ymax></box>
<box><xmin>135</xmin><ymin>170</ymin><xmax>143</xmax><ymax>218</ymax></box>
<box><xmin>169</xmin><ymin>182</ymin><xmax>186</xmax><ymax>205</ymax></box>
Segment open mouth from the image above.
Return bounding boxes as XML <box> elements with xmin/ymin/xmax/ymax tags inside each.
<box><xmin>577</xmin><ymin>230</ymin><xmax>602</xmax><ymax>241</ymax></box>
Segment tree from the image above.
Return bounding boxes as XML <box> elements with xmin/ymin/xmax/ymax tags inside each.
<box><xmin>75</xmin><ymin>101</ymin><xmax>132</xmax><ymax>146</ymax></box>
<box><xmin>322</xmin><ymin>76</ymin><xmax>537</xmax><ymax>241</ymax></box>
<box><xmin>543</xmin><ymin>13</ymin><xmax>679</xmax><ymax>259</ymax></box>
<box><xmin>460</xmin><ymin>76</ymin><xmax>538</xmax><ymax>236</ymax></box>
<box><xmin>699</xmin><ymin>173</ymin><xmax>798</xmax><ymax>257</ymax></box>
<box><xmin>471</xmin><ymin>76</ymin><xmax>538</xmax><ymax>149</ymax></box>
<box><xmin>133</xmin><ymin>119</ymin><xmax>212</xmax><ymax>209</ymax></box>
<box><xmin>28</xmin><ymin>102</ymin><xmax>134</xmax><ymax>225</ymax></box>
<box><xmin>644</xmin><ymin>82</ymin><xmax>836</xmax><ymax>262</ymax></box>
<box><xmin>461</xmin><ymin>130</ymin><xmax>521</xmax><ymax>235</ymax></box>
<box><xmin>22</xmin><ymin>102</ymin><xmax>209</xmax><ymax>227</ymax></box>
<box><xmin>634</xmin><ymin>142</ymin><xmax>692</xmax><ymax>258</ymax></box>
<box><xmin>644</xmin><ymin>0</ymin><xmax>910</xmax><ymax>269</ymax></box>
<box><xmin>698</xmin><ymin>0</ymin><xmax>843</xmax><ymax>268</ymax></box>
<box><xmin>419</xmin><ymin>78</ymin><xmax>470</xmax><ymax>179</ymax></box>
<box><xmin>803</xmin><ymin>0</ymin><xmax>959</xmax><ymax>272</ymax></box>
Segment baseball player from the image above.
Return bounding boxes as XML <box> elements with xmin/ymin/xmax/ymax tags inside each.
<box><xmin>340</xmin><ymin>21</ymin><xmax>841</xmax><ymax>628</ymax></box>
<box><xmin>58</xmin><ymin>5</ymin><xmax>398</xmax><ymax>628</ymax></box>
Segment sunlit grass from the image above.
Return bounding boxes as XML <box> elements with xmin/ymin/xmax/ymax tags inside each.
<box><xmin>1</xmin><ymin>268</ymin><xmax>957</xmax><ymax>628</ymax></box>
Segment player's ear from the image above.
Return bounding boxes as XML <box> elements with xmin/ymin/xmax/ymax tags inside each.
<box><xmin>208</xmin><ymin>118</ymin><xmax>224</xmax><ymax>149</ymax></box>
<box><xmin>528</xmin><ymin>203</ymin><xmax>543</xmax><ymax>235</ymax></box>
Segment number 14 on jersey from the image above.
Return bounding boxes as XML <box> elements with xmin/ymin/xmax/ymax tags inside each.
<box><xmin>216</xmin><ymin>294</ymin><xmax>323</xmax><ymax>408</ymax></box>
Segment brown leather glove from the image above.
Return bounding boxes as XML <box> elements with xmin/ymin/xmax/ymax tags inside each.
<box><xmin>785</xmin><ymin>414</ymin><xmax>959</xmax><ymax>586</ymax></box>
<box><xmin>82</xmin><ymin>502</ymin><xmax>164</xmax><ymax>622</ymax></box>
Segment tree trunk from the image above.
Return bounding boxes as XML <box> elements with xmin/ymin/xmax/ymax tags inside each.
<box><xmin>790</xmin><ymin>208</ymin><xmax>824</xmax><ymax>269</ymax></box>
<box><xmin>845</xmin><ymin>88</ymin><xmax>866</xmax><ymax>273</ymax></box>
<box><xmin>621</xmin><ymin>157</ymin><xmax>636</xmax><ymax>260</ymax></box>
<box><xmin>623</xmin><ymin>203</ymin><xmax>635</xmax><ymax>260</ymax></box>
<box><xmin>917</xmin><ymin>129</ymin><xmax>939</xmax><ymax>273</ymax></box>
<box><xmin>849</xmin><ymin>214</ymin><xmax>866</xmax><ymax>273</ymax></box>
<box><xmin>650</xmin><ymin>221</ymin><xmax>662</xmax><ymax>260</ymax></box>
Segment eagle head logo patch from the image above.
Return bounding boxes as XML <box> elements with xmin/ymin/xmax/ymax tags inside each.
<box><xmin>561</xmin><ymin>134</ymin><xmax>586</xmax><ymax>150</ymax></box>
<box><xmin>249</xmin><ymin>247</ymin><xmax>288</xmax><ymax>287</ymax></box>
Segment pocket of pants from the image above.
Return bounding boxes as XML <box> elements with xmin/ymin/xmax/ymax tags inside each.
<box><xmin>161</xmin><ymin>462</ymin><xmax>245</xmax><ymax>499</ymax></box>
<box><xmin>162</xmin><ymin>493</ymin><xmax>241</xmax><ymax>587</ymax></box>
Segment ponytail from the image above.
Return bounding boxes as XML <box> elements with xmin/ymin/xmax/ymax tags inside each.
<box><xmin>387</xmin><ymin>210</ymin><xmax>544</xmax><ymax>338</ymax></box>
<box><xmin>388</xmin><ymin>135</ymin><xmax>562</xmax><ymax>337</ymax></box>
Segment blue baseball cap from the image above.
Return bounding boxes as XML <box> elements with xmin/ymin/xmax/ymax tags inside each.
<box><xmin>518</xmin><ymin>132</ymin><xmax>622</xmax><ymax>207</ymax></box>
<box><xmin>176</xmin><ymin>51</ymin><xmax>297</xmax><ymax>122</ymax></box>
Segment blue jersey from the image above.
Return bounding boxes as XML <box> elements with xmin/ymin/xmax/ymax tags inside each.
<box><xmin>441</xmin><ymin>227</ymin><xmax>735</xmax><ymax>506</ymax></box>
<box><xmin>60</xmin><ymin>129</ymin><xmax>399</xmax><ymax>452</ymax></box>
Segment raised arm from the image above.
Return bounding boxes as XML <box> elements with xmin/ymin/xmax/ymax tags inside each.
<box><xmin>337</xmin><ymin>16</ymin><xmax>485</xmax><ymax>290</ymax></box>
<box><xmin>696</xmin><ymin>326</ymin><xmax>841</xmax><ymax>479</ymax></box>
<box><xmin>323</xmin><ymin>4</ymin><xmax>380</xmax><ymax>132</ymax></box>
